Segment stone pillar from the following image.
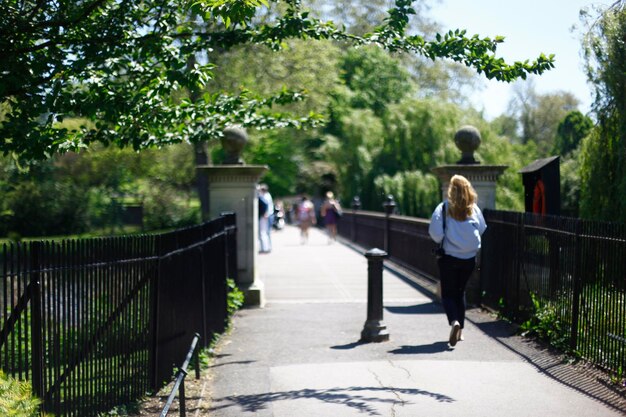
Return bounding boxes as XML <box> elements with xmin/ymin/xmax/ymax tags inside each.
<box><xmin>199</xmin><ymin>165</ymin><xmax>268</xmax><ymax>307</ymax></box>
<box><xmin>431</xmin><ymin>165</ymin><xmax>507</xmax><ymax>211</ymax></box>
<box><xmin>431</xmin><ymin>126</ymin><xmax>508</xmax><ymax>305</ymax></box>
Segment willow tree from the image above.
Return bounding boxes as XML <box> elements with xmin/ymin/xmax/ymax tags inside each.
<box><xmin>579</xmin><ymin>1</ymin><xmax>626</xmax><ymax>221</ymax></box>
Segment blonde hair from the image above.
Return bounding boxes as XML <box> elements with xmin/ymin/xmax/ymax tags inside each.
<box><xmin>447</xmin><ymin>175</ymin><xmax>477</xmax><ymax>221</ymax></box>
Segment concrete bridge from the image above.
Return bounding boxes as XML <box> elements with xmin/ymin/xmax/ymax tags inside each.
<box><xmin>200</xmin><ymin>225</ymin><xmax>624</xmax><ymax>416</ymax></box>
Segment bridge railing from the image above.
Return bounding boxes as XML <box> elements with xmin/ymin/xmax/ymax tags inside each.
<box><xmin>338</xmin><ymin>208</ymin><xmax>626</xmax><ymax>377</ymax></box>
<box><xmin>337</xmin><ymin>210</ymin><xmax>439</xmax><ymax>283</ymax></box>
<box><xmin>0</xmin><ymin>212</ymin><xmax>237</xmax><ymax>417</ymax></box>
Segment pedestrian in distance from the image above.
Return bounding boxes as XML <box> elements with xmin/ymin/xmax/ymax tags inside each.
<box><xmin>258</xmin><ymin>184</ymin><xmax>273</xmax><ymax>253</ymax></box>
<box><xmin>320</xmin><ymin>191</ymin><xmax>342</xmax><ymax>243</ymax></box>
<box><xmin>428</xmin><ymin>175</ymin><xmax>487</xmax><ymax>347</ymax></box>
<box><xmin>296</xmin><ymin>195</ymin><xmax>316</xmax><ymax>244</ymax></box>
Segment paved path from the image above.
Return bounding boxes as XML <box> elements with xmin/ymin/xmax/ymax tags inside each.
<box><xmin>205</xmin><ymin>225</ymin><xmax>625</xmax><ymax>417</ymax></box>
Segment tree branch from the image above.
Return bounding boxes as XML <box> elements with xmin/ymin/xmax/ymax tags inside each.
<box><xmin>20</xmin><ymin>0</ymin><xmax>111</xmax><ymax>33</ymax></box>
<box><xmin>25</xmin><ymin>0</ymin><xmax>48</xmax><ymax>21</ymax></box>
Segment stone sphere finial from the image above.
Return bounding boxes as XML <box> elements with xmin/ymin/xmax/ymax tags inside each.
<box><xmin>454</xmin><ymin>125</ymin><xmax>481</xmax><ymax>165</ymax></box>
<box><xmin>221</xmin><ymin>125</ymin><xmax>248</xmax><ymax>165</ymax></box>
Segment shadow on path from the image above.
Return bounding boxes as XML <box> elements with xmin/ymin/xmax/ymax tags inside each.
<box><xmin>384</xmin><ymin>302</ymin><xmax>442</xmax><ymax>315</ymax></box>
<box><xmin>388</xmin><ymin>341</ymin><xmax>451</xmax><ymax>355</ymax></box>
<box><xmin>209</xmin><ymin>360</ymin><xmax>257</xmax><ymax>369</ymax></box>
<box><xmin>209</xmin><ymin>386</ymin><xmax>455</xmax><ymax>415</ymax></box>
<box><xmin>330</xmin><ymin>340</ymin><xmax>366</xmax><ymax>350</ymax></box>
<box><xmin>469</xmin><ymin>315</ymin><xmax>626</xmax><ymax>414</ymax></box>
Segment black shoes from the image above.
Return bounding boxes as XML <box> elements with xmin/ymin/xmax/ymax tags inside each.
<box><xmin>449</xmin><ymin>321</ymin><xmax>461</xmax><ymax>347</ymax></box>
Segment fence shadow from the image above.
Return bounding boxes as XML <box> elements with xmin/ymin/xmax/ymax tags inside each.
<box><xmin>209</xmin><ymin>360</ymin><xmax>256</xmax><ymax>369</ymax></box>
<box><xmin>469</xmin><ymin>315</ymin><xmax>626</xmax><ymax>414</ymax></box>
<box><xmin>209</xmin><ymin>386</ymin><xmax>455</xmax><ymax>415</ymax></box>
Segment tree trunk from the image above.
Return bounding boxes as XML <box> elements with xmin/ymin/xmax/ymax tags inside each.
<box><xmin>195</xmin><ymin>141</ymin><xmax>211</xmax><ymax>221</ymax></box>
<box><xmin>186</xmin><ymin>37</ymin><xmax>212</xmax><ymax>221</ymax></box>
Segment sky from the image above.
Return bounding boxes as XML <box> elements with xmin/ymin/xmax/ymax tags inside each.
<box><xmin>427</xmin><ymin>0</ymin><xmax>616</xmax><ymax>119</ymax></box>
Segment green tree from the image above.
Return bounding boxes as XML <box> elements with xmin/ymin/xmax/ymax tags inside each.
<box><xmin>553</xmin><ymin>110</ymin><xmax>593</xmax><ymax>157</ymax></box>
<box><xmin>323</xmin><ymin>79</ymin><xmax>538</xmax><ymax>216</ymax></box>
<box><xmin>372</xmin><ymin>170</ymin><xmax>440</xmax><ymax>218</ymax></box>
<box><xmin>338</xmin><ymin>46</ymin><xmax>412</xmax><ymax>116</ymax></box>
<box><xmin>378</xmin><ymin>98</ymin><xmax>460</xmax><ymax>175</ymax></box>
<box><xmin>0</xmin><ymin>141</ymin><xmax>199</xmax><ymax>237</ymax></box>
<box><xmin>508</xmin><ymin>80</ymin><xmax>579</xmax><ymax>154</ymax></box>
<box><xmin>322</xmin><ymin>108</ymin><xmax>385</xmax><ymax>202</ymax></box>
<box><xmin>370</xmin><ymin>110</ymin><xmax>539</xmax><ymax>216</ymax></box>
<box><xmin>205</xmin><ymin>38</ymin><xmax>341</xmax><ymax>199</ymax></box>
<box><xmin>320</xmin><ymin>45</ymin><xmax>417</xmax><ymax>203</ymax></box>
<box><xmin>1</xmin><ymin>0</ymin><xmax>554</xmax><ymax>160</ymax></box>
<box><xmin>207</xmin><ymin>38</ymin><xmax>342</xmax><ymax>116</ymax></box>
<box><xmin>244</xmin><ymin>128</ymin><xmax>305</xmax><ymax>197</ymax></box>
<box><xmin>579</xmin><ymin>2</ymin><xmax>626</xmax><ymax>221</ymax></box>
<box><xmin>410</xmin><ymin>58</ymin><xmax>481</xmax><ymax>106</ymax></box>
<box><xmin>490</xmin><ymin>114</ymin><xmax>520</xmax><ymax>142</ymax></box>
<box><xmin>560</xmin><ymin>148</ymin><xmax>583</xmax><ymax>217</ymax></box>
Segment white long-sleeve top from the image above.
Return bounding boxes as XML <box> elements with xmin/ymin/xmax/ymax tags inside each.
<box><xmin>428</xmin><ymin>201</ymin><xmax>487</xmax><ymax>260</ymax></box>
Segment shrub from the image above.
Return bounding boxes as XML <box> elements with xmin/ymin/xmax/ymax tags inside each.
<box><xmin>372</xmin><ymin>170</ymin><xmax>439</xmax><ymax>218</ymax></box>
<box><xmin>0</xmin><ymin>371</ymin><xmax>42</xmax><ymax>417</ymax></box>
<box><xmin>141</xmin><ymin>182</ymin><xmax>199</xmax><ymax>230</ymax></box>
<box><xmin>3</xmin><ymin>180</ymin><xmax>90</xmax><ymax>237</ymax></box>
<box><xmin>226</xmin><ymin>278</ymin><xmax>245</xmax><ymax>317</ymax></box>
<box><xmin>520</xmin><ymin>292</ymin><xmax>571</xmax><ymax>353</ymax></box>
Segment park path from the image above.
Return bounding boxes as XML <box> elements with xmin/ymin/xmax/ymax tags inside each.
<box><xmin>184</xmin><ymin>225</ymin><xmax>625</xmax><ymax>417</ymax></box>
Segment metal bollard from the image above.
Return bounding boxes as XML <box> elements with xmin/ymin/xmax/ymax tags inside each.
<box><xmin>360</xmin><ymin>248</ymin><xmax>390</xmax><ymax>342</ymax></box>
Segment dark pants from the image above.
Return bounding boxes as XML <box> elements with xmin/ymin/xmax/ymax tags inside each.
<box><xmin>438</xmin><ymin>255</ymin><xmax>476</xmax><ymax>328</ymax></box>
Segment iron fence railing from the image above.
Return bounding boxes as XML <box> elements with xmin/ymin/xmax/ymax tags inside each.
<box><xmin>338</xmin><ymin>208</ymin><xmax>626</xmax><ymax>376</ymax></box>
<box><xmin>481</xmin><ymin>209</ymin><xmax>626</xmax><ymax>375</ymax></box>
<box><xmin>159</xmin><ymin>333</ymin><xmax>201</xmax><ymax>417</ymax></box>
<box><xmin>0</xmin><ymin>212</ymin><xmax>237</xmax><ymax>417</ymax></box>
<box><xmin>337</xmin><ymin>210</ymin><xmax>440</xmax><ymax>283</ymax></box>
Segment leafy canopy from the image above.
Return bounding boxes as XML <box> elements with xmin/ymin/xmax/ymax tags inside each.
<box><xmin>0</xmin><ymin>0</ymin><xmax>555</xmax><ymax>159</ymax></box>
<box><xmin>579</xmin><ymin>2</ymin><xmax>626</xmax><ymax>221</ymax></box>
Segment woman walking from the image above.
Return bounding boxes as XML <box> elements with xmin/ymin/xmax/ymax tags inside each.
<box><xmin>428</xmin><ymin>175</ymin><xmax>487</xmax><ymax>347</ymax></box>
<box><xmin>296</xmin><ymin>196</ymin><xmax>316</xmax><ymax>244</ymax></box>
<box><xmin>321</xmin><ymin>191</ymin><xmax>342</xmax><ymax>243</ymax></box>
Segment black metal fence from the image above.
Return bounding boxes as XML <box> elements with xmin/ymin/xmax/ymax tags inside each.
<box><xmin>338</xmin><ymin>208</ymin><xmax>626</xmax><ymax>376</ymax></box>
<box><xmin>481</xmin><ymin>209</ymin><xmax>626</xmax><ymax>375</ymax></box>
<box><xmin>159</xmin><ymin>333</ymin><xmax>201</xmax><ymax>417</ymax></box>
<box><xmin>337</xmin><ymin>210</ymin><xmax>440</xmax><ymax>283</ymax></box>
<box><xmin>0</xmin><ymin>213</ymin><xmax>237</xmax><ymax>417</ymax></box>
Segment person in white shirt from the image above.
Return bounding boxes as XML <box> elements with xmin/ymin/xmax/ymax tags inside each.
<box><xmin>258</xmin><ymin>184</ymin><xmax>273</xmax><ymax>253</ymax></box>
<box><xmin>429</xmin><ymin>175</ymin><xmax>487</xmax><ymax>347</ymax></box>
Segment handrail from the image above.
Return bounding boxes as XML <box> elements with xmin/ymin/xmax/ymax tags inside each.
<box><xmin>343</xmin><ymin>209</ymin><xmax>430</xmax><ymax>224</ymax></box>
<box><xmin>159</xmin><ymin>333</ymin><xmax>201</xmax><ymax>417</ymax></box>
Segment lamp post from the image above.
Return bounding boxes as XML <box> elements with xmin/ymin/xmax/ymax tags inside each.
<box><xmin>351</xmin><ymin>196</ymin><xmax>361</xmax><ymax>242</ymax></box>
<box><xmin>382</xmin><ymin>194</ymin><xmax>396</xmax><ymax>252</ymax></box>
